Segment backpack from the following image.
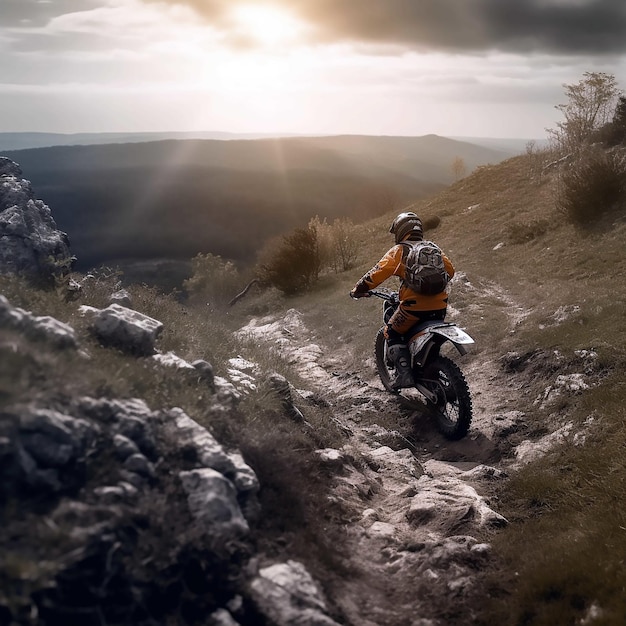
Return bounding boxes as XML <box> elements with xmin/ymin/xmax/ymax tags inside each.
<box><xmin>402</xmin><ymin>240</ymin><xmax>449</xmax><ymax>295</ymax></box>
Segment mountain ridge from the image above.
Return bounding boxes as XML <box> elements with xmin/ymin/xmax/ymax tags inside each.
<box><xmin>2</xmin><ymin>134</ymin><xmax>513</xmax><ymax>283</ymax></box>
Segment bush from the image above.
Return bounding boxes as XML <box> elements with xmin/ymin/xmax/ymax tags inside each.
<box><xmin>183</xmin><ymin>253</ymin><xmax>243</xmax><ymax>308</ymax></box>
<box><xmin>309</xmin><ymin>216</ymin><xmax>358</xmax><ymax>273</ymax></box>
<box><xmin>555</xmin><ymin>146</ymin><xmax>626</xmax><ymax>226</ymax></box>
<box><xmin>258</xmin><ymin>227</ymin><xmax>321</xmax><ymax>295</ymax></box>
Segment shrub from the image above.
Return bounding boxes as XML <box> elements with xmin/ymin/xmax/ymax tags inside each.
<box><xmin>595</xmin><ymin>95</ymin><xmax>626</xmax><ymax>147</ymax></box>
<box><xmin>257</xmin><ymin>227</ymin><xmax>321</xmax><ymax>295</ymax></box>
<box><xmin>308</xmin><ymin>216</ymin><xmax>358</xmax><ymax>274</ymax></box>
<box><xmin>183</xmin><ymin>253</ymin><xmax>242</xmax><ymax>308</ymax></box>
<box><xmin>555</xmin><ymin>146</ymin><xmax>626</xmax><ymax>226</ymax></box>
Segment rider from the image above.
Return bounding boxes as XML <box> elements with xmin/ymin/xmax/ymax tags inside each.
<box><xmin>350</xmin><ymin>211</ymin><xmax>455</xmax><ymax>390</ymax></box>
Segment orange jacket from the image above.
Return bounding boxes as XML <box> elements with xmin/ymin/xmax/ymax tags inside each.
<box><xmin>354</xmin><ymin>242</ymin><xmax>455</xmax><ymax>311</ymax></box>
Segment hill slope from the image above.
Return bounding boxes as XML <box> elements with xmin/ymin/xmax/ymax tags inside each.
<box><xmin>271</xmin><ymin>146</ymin><xmax>626</xmax><ymax>624</ymax></box>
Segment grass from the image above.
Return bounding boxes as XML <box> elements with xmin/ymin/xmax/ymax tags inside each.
<box><xmin>475</xmin><ymin>371</ymin><xmax>626</xmax><ymax>625</ymax></box>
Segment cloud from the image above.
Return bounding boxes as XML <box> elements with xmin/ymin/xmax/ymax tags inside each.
<box><xmin>141</xmin><ymin>0</ymin><xmax>626</xmax><ymax>55</ymax></box>
<box><xmin>0</xmin><ymin>0</ymin><xmax>102</xmax><ymax>28</ymax></box>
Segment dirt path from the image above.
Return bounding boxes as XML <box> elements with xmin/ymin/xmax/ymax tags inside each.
<box><xmin>236</xmin><ymin>279</ymin><xmax>532</xmax><ymax>625</ymax></box>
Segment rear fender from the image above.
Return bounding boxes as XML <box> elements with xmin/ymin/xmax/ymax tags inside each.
<box><xmin>409</xmin><ymin>324</ymin><xmax>474</xmax><ymax>365</ymax></box>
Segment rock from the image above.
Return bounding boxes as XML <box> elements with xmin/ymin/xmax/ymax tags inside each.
<box><xmin>367</xmin><ymin>446</ymin><xmax>423</xmax><ymax>479</ymax></box>
<box><xmin>249</xmin><ymin>560</ymin><xmax>341</xmax><ymax>626</ymax></box>
<box><xmin>19</xmin><ymin>408</ymin><xmax>96</xmax><ymax>466</ymax></box>
<box><xmin>0</xmin><ymin>157</ymin><xmax>74</xmax><ymax>284</ymax></box>
<box><xmin>0</xmin><ymin>295</ymin><xmax>77</xmax><ymax>348</ymax></box>
<box><xmin>169</xmin><ymin>409</ymin><xmax>236</xmax><ymax>474</ymax></box>
<box><xmin>112</xmin><ymin>433</ymin><xmax>139</xmax><ymax>461</ymax></box>
<box><xmin>208</xmin><ymin>609</ymin><xmax>241</xmax><ymax>626</ymax></box>
<box><xmin>266</xmin><ymin>373</ymin><xmax>304</xmax><ymax>421</ymax></box>
<box><xmin>109</xmin><ymin>289</ymin><xmax>132</xmax><ymax>307</ymax></box>
<box><xmin>192</xmin><ymin>359</ymin><xmax>216</xmax><ymax>389</ymax></box>
<box><xmin>123</xmin><ymin>452</ymin><xmax>155</xmax><ymax>478</ymax></box>
<box><xmin>88</xmin><ymin>304</ymin><xmax>163</xmax><ymax>355</ymax></box>
<box><xmin>489</xmin><ymin>410</ymin><xmax>526</xmax><ymax>439</ymax></box>
<box><xmin>179</xmin><ymin>468</ymin><xmax>249</xmax><ymax>539</ymax></box>
<box><xmin>407</xmin><ymin>461</ymin><xmax>507</xmax><ymax>532</ymax></box>
<box><xmin>315</xmin><ymin>448</ymin><xmax>346</xmax><ymax>468</ymax></box>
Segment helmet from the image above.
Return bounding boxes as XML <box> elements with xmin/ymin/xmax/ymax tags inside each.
<box><xmin>389</xmin><ymin>211</ymin><xmax>423</xmax><ymax>244</ymax></box>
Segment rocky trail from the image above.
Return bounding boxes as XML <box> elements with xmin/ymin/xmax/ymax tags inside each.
<box><xmin>234</xmin><ymin>277</ymin><xmax>541</xmax><ymax>625</ymax></box>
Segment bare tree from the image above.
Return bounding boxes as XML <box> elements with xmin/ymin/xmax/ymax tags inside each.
<box><xmin>548</xmin><ymin>71</ymin><xmax>622</xmax><ymax>152</ymax></box>
<box><xmin>451</xmin><ymin>156</ymin><xmax>467</xmax><ymax>180</ymax></box>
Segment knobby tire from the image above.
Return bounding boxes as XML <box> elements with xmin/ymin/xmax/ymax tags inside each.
<box><xmin>423</xmin><ymin>355</ymin><xmax>472</xmax><ymax>440</ymax></box>
<box><xmin>374</xmin><ymin>329</ymin><xmax>472</xmax><ymax>440</ymax></box>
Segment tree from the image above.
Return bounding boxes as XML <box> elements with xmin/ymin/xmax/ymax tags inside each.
<box><xmin>548</xmin><ymin>72</ymin><xmax>622</xmax><ymax>152</ymax></box>
<box><xmin>450</xmin><ymin>156</ymin><xmax>467</xmax><ymax>180</ymax></box>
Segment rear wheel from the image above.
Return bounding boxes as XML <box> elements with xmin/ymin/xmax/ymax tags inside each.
<box><xmin>422</xmin><ymin>355</ymin><xmax>472</xmax><ymax>440</ymax></box>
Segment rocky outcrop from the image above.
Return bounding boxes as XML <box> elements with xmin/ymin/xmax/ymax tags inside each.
<box><xmin>0</xmin><ymin>157</ymin><xmax>74</xmax><ymax>285</ymax></box>
<box><xmin>0</xmin><ymin>295</ymin><xmax>341</xmax><ymax>626</ymax></box>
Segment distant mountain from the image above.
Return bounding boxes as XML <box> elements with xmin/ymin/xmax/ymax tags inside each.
<box><xmin>0</xmin><ymin>131</ymin><xmax>533</xmax><ymax>154</ymax></box>
<box><xmin>0</xmin><ymin>131</ymin><xmax>303</xmax><ymax>152</ymax></box>
<box><xmin>3</xmin><ymin>135</ymin><xmax>513</xmax><ymax>284</ymax></box>
<box><xmin>449</xmin><ymin>136</ymin><xmax>549</xmax><ymax>154</ymax></box>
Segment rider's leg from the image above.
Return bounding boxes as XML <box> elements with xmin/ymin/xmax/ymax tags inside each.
<box><xmin>385</xmin><ymin>307</ymin><xmax>417</xmax><ymax>390</ymax></box>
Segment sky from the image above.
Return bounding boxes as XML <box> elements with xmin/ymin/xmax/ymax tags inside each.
<box><xmin>1</xmin><ymin>0</ymin><xmax>626</xmax><ymax>139</ymax></box>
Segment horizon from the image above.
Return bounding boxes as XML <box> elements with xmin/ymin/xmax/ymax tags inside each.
<box><xmin>2</xmin><ymin>1</ymin><xmax>625</xmax><ymax>138</ymax></box>
<box><xmin>0</xmin><ymin>129</ymin><xmax>546</xmax><ymax>142</ymax></box>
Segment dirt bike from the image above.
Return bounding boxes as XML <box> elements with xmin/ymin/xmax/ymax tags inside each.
<box><xmin>357</xmin><ymin>289</ymin><xmax>474</xmax><ymax>440</ymax></box>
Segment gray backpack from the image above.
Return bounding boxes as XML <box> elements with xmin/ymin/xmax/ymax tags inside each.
<box><xmin>402</xmin><ymin>241</ymin><xmax>449</xmax><ymax>295</ymax></box>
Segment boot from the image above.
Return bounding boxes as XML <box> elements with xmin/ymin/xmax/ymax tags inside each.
<box><xmin>387</xmin><ymin>344</ymin><xmax>414</xmax><ymax>390</ymax></box>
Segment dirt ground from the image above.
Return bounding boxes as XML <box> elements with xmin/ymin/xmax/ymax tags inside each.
<box><xmin>236</xmin><ymin>278</ymin><xmax>544</xmax><ymax>625</ymax></box>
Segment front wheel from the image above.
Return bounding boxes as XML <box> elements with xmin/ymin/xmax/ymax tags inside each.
<box><xmin>374</xmin><ymin>327</ymin><xmax>395</xmax><ymax>393</ymax></box>
<box><xmin>422</xmin><ymin>356</ymin><xmax>472</xmax><ymax>440</ymax></box>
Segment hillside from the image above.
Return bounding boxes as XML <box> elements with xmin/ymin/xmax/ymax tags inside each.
<box><xmin>3</xmin><ymin>135</ymin><xmax>512</xmax><ymax>284</ymax></box>
<box><xmin>2</xmin><ymin>143</ymin><xmax>625</xmax><ymax>625</ymax></box>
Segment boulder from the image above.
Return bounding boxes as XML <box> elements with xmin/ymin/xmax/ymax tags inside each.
<box><xmin>86</xmin><ymin>304</ymin><xmax>163</xmax><ymax>355</ymax></box>
<box><xmin>0</xmin><ymin>157</ymin><xmax>74</xmax><ymax>285</ymax></box>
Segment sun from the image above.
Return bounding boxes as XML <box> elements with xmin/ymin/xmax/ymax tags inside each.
<box><xmin>230</xmin><ymin>4</ymin><xmax>306</xmax><ymax>47</ymax></box>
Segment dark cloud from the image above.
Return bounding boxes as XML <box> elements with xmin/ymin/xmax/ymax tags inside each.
<box><xmin>0</xmin><ymin>0</ymin><xmax>102</xmax><ymax>28</ymax></box>
<box><xmin>143</xmin><ymin>0</ymin><xmax>626</xmax><ymax>55</ymax></box>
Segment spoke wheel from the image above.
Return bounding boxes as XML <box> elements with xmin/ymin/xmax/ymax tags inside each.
<box><xmin>423</xmin><ymin>355</ymin><xmax>472</xmax><ymax>440</ymax></box>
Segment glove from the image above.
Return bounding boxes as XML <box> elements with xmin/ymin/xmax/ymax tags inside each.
<box><xmin>350</xmin><ymin>288</ymin><xmax>370</xmax><ymax>299</ymax></box>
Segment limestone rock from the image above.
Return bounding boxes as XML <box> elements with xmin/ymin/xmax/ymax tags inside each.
<box><xmin>179</xmin><ymin>468</ymin><xmax>250</xmax><ymax>539</ymax></box>
<box><xmin>249</xmin><ymin>560</ymin><xmax>341</xmax><ymax>626</ymax></box>
<box><xmin>87</xmin><ymin>303</ymin><xmax>163</xmax><ymax>355</ymax></box>
<box><xmin>0</xmin><ymin>157</ymin><xmax>74</xmax><ymax>284</ymax></box>
<box><xmin>0</xmin><ymin>295</ymin><xmax>77</xmax><ymax>348</ymax></box>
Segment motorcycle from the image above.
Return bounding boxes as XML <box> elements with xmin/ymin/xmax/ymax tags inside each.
<box><xmin>357</xmin><ymin>289</ymin><xmax>474</xmax><ymax>440</ymax></box>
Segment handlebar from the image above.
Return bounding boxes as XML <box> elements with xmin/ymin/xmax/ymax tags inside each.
<box><xmin>351</xmin><ymin>289</ymin><xmax>399</xmax><ymax>303</ymax></box>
